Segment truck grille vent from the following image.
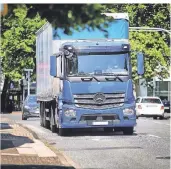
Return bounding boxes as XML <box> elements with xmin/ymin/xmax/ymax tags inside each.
<box><xmin>73</xmin><ymin>93</ymin><xmax>125</xmax><ymax>109</ymax></box>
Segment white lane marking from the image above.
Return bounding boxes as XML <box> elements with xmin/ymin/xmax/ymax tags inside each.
<box><xmin>148</xmin><ymin>134</ymin><xmax>161</xmax><ymax>138</ymax></box>
<box><xmin>92</xmin><ymin>138</ymin><xmax>100</xmax><ymax>141</ymax></box>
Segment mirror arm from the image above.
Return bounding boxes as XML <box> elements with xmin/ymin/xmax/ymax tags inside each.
<box><xmin>54</xmin><ymin>51</ymin><xmax>64</xmax><ymax>58</ymax></box>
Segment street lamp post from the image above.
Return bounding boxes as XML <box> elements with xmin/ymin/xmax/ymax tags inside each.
<box><xmin>24</xmin><ymin>69</ymin><xmax>33</xmax><ymax>96</ymax></box>
<box><xmin>129</xmin><ymin>27</ymin><xmax>171</xmax><ymax>35</ymax></box>
<box><xmin>0</xmin><ymin>57</ymin><xmax>2</xmax><ymax>113</ymax></box>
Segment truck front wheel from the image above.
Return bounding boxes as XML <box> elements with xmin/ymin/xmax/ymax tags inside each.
<box><xmin>104</xmin><ymin>127</ymin><xmax>113</xmax><ymax>132</ymax></box>
<box><xmin>122</xmin><ymin>127</ymin><xmax>134</xmax><ymax>135</ymax></box>
<box><xmin>58</xmin><ymin>128</ymin><xmax>69</xmax><ymax>136</ymax></box>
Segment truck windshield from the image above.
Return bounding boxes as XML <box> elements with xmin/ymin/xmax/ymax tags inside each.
<box><xmin>67</xmin><ymin>53</ymin><xmax>129</xmax><ymax>76</ymax></box>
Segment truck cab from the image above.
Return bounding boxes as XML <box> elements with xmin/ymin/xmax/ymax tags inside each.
<box><xmin>36</xmin><ymin>13</ymin><xmax>144</xmax><ymax>136</ymax></box>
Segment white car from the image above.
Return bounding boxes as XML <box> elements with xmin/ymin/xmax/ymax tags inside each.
<box><xmin>136</xmin><ymin>96</ymin><xmax>165</xmax><ymax>120</ymax></box>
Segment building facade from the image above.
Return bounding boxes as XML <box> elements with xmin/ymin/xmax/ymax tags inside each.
<box><xmin>137</xmin><ymin>67</ymin><xmax>171</xmax><ymax>102</ymax></box>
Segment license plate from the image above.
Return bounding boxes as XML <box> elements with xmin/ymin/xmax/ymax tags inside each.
<box><xmin>146</xmin><ymin>105</ymin><xmax>156</xmax><ymax>107</ymax></box>
<box><xmin>92</xmin><ymin>121</ymin><xmax>109</xmax><ymax>125</ymax></box>
<box><xmin>31</xmin><ymin>110</ymin><xmax>39</xmax><ymax>114</ymax></box>
<box><xmin>165</xmin><ymin>107</ymin><xmax>169</xmax><ymax>109</ymax></box>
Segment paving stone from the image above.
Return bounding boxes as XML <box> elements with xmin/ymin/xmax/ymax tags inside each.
<box><xmin>0</xmin><ymin>140</ymin><xmax>18</xmax><ymax>154</ymax></box>
<box><xmin>1</xmin><ymin>155</ymin><xmax>63</xmax><ymax>165</ymax></box>
<box><xmin>32</xmin><ymin>145</ymin><xmax>56</xmax><ymax>157</ymax></box>
<box><xmin>12</xmin><ymin>140</ymin><xmax>32</xmax><ymax>148</ymax></box>
<box><xmin>16</xmin><ymin>147</ymin><xmax>37</xmax><ymax>155</ymax></box>
<box><xmin>0</xmin><ymin>117</ymin><xmax>68</xmax><ymax>167</ymax></box>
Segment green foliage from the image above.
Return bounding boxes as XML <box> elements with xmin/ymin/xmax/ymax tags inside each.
<box><xmin>1</xmin><ymin>5</ymin><xmax>46</xmax><ymax>81</ymax></box>
<box><xmin>102</xmin><ymin>4</ymin><xmax>170</xmax><ymax>84</ymax></box>
<box><xmin>3</xmin><ymin>4</ymin><xmax>170</xmax><ymax>85</ymax></box>
<box><xmin>9</xmin><ymin>4</ymin><xmax>108</xmax><ymax>35</ymax></box>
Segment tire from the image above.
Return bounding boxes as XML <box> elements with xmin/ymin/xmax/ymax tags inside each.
<box><xmin>40</xmin><ymin>102</ymin><xmax>44</xmax><ymax>126</ymax></box>
<box><xmin>50</xmin><ymin>107</ymin><xmax>57</xmax><ymax>133</ymax></box>
<box><xmin>22</xmin><ymin>114</ymin><xmax>27</xmax><ymax>120</ymax></box>
<box><xmin>123</xmin><ymin>127</ymin><xmax>134</xmax><ymax>135</ymax></box>
<box><xmin>58</xmin><ymin>128</ymin><xmax>68</xmax><ymax>136</ymax></box>
<box><xmin>159</xmin><ymin>116</ymin><xmax>164</xmax><ymax>120</ymax></box>
<box><xmin>153</xmin><ymin>117</ymin><xmax>157</xmax><ymax>120</ymax></box>
<box><xmin>42</xmin><ymin>103</ymin><xmax>50</xmax><ymax>129</ymax></box>
<box><xmin>136</xmin><ymin>116</ymin><xmax>139</xmax><ymax>119</ymax></box>
<box><xmin>44</xmin><ymin>115</ymin><xmax>50</xmax><ymax>129</ymax></box>
<box><xmin>114</xmin><ymin>127</ymin><xmax>122</xmax><ymax>132</ymax></box>
<box><xmin>104</xmin><ymin>127</ymin><xmax>113</xmax><ymax>132</ymax></box>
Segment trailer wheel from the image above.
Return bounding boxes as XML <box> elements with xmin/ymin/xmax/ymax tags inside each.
<box><xmin>122</xmin><ymin>127</ymin><xmax>134</xmax><ymax>135</ymax></box>
<box><xmin>40</xmin><ymin>102</ymin><xmax>44</xmax><ymax>126</ymax></box>
<box><xmin>42</xmin><ymin>103</ymin><xmax>50</xmax><ymax>129</ymax></box>
<box><xmin>44</xmin><ymin>115</ymin><xmax>50</xmax><ymax>129</ymax></box>
<box><xmin>50</xmin><ymin>107</ymin><xmax>57</xmax><ymax>133</ymax></box>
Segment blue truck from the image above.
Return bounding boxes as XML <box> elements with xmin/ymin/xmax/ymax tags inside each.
<box><xmin>36</xmin><ymin>13</ymin><xmax>144</xmax><ymax>136</ymax></box>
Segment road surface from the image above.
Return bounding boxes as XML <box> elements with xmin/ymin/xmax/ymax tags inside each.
<box><xmin>1</xmin><ymin>113</ymin><xmax>170</xmax><ymax>169</ymax></box>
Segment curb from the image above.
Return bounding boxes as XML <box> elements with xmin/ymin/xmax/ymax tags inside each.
<box><xmin>20</xmin><ymin>124</ymin><xmax>81</xmax><ymax>169</ymax></box>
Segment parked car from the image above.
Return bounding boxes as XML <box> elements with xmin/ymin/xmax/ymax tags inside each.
<box><xmin>136</xmin><ymin>96</ymin><xmax>165</xmax><ymax>120</ymax></box>
<box><xmin>22</xmin><ymin>95</ymin><xmax>40</xmax><ymax>120</ymax></box>
<box><xmin>162</xmin><ymin>100</ymin><xmax>170</xmax><ymax>113</ymax></box>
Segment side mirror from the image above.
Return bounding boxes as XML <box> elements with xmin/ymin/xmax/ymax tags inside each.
<box><xmin>137</xmin><ymin>52</ymin><xmax>144</xmax><ymax>75</ymax></box>
<box><xmin>50</xmin><ymin>55</ymin><xmax>57</xmax><ymax>77</ymax></box>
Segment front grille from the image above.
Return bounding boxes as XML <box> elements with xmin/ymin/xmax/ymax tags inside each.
<box><xmin>80</xmin><ymin>114</ymin><xmax>119</xmax><ymax>121</ymax></box>
<box><xmin>74</xmin><ymin>93</ymin><xmax>125</xmax><ymax>109</ymax></box>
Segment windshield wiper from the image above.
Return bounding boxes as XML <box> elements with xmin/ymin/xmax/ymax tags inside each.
<box><xmin>105</xmin><ymin>76</ymin><xmax>123</xmax><ymax>82</ymax></box>
<box><xmin>69</xmin><ymin>73</ymin><xmax>100</xmax><ymax>82</ymax></box>
<box><xmin>81</xmin><ymin>75</ymin><xmax>100</xmax><ymax>82</ymax></box>
<box><xmin>102</xmin><ymin>73</ymin><xmax>123</xmax><ymax>82</ymax></box>
<box><xmin>91</xmin><ymin>76</ymin><xmax>100</xmax><ymax>82</ymax></box>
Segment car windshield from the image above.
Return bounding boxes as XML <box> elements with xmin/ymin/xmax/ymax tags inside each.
<box><xmin>27</xmin><ymin>95</ymin><xmax>37</xmax><ymax>104</ymax></box>
<box><xmin>141</xmin><ymin>98</ymin><xmax>161</xmax><ymax>104</ymax></box>
<box><xmin>66</xmin><ymin>53</ymin><xmax>129</xmax><ymax>76</ymax></box>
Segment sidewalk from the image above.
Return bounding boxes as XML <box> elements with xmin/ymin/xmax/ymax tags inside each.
<box><xmin>0</xmin><ymin>117</ymin><xmax>75</xmax><ymax>169</ymax></box>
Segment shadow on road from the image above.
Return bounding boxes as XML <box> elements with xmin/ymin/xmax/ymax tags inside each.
<box><xmin>0</xmin><ymin>123</ymin><xmax>13</xmax><ymax>130</ymax></box>
<box><xmin>1</xmin><ymin>165</ymin><xmax>75</xmax><ymax>169</ymax></box>
<box><xmin>63</xmin><ymin>128</ymin><xmax>138</xmax><ymax>137</ymax></box>
<box><xmin>1</xmin><ymin>133</ymin><xmax>34</xmax><ymax>150</ymax></box>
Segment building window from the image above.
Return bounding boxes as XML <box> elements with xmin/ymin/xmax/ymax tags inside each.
<box><xmin>155</xmin><ymin>81</ymin><xmax>169</xmax><ymax>100</ymax></box>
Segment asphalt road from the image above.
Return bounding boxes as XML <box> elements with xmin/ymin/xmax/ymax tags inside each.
<box><xmin>1</xmin><ymin>113</ymin><xmax>170</xmax><ymax>169</ymax></box>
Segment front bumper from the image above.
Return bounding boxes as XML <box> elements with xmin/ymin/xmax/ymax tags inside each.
<box><xmin>23</xmin><ymin>110</ymin><xmax>40</xmax><ymax>118</ymax></box>
<box><xmin>59</xmin><ymin>104</ymin><xmax>136</xmax><ymax>128</ymax></box>
<box><xmin>136</xmin><ymin>110</ymin><xmax>164</xmax><ymax>117</ymax></box>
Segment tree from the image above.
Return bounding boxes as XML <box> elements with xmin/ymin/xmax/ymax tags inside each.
<box><xmin>8</xmin><ymin>4</ymin><xmax>109</xmax><ymax>35</ymax></box>
<box><xmin>102</xmin><ymin>4</ymin><xmax>170</xmax><ymax>85</ymax></box>
<box><xmin>2</xmin><ymin>4</ymin><xmax>170</xmax><ymax>103</ymax></box>
<box><xmin>9</xmin><ymin>4</ymin><xmax>169</xmax><ymax>84</ymax></box>
<box><xmin>0</xmin><ymin>5</ymin><xmax>46</xmax><ymax>112</ymax></box>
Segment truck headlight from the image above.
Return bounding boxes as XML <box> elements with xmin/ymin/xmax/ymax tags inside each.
<box><xmin>123</xmin><ymin>108</ymin><xmax>135</xmax><ymax>115</ymax></box>
<box><xmin>64</xmin><ymin>109</ymin><xmax>76</xmax><ymax>117</ymax></box>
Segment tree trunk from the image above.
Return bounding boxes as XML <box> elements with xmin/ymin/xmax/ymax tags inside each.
<box><xmin>1</xmin><ymin>76</ymin><xmax>10</xmax><ymax>113</ymax></box>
